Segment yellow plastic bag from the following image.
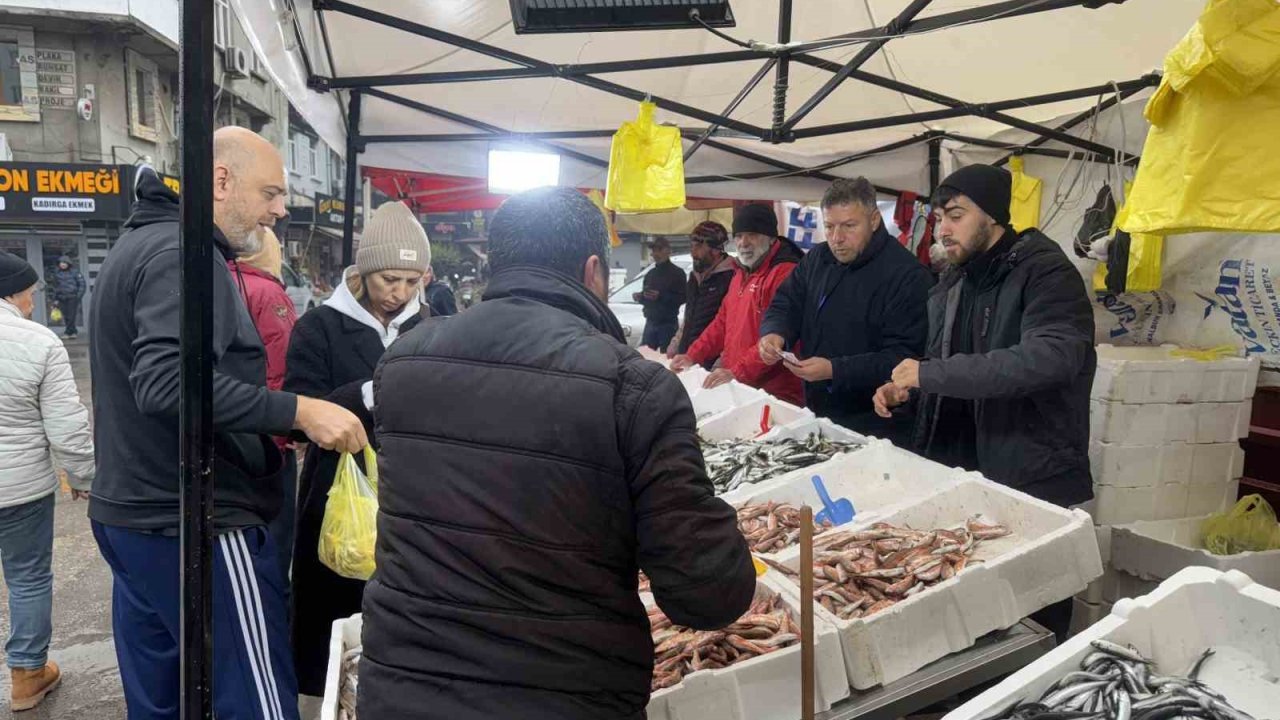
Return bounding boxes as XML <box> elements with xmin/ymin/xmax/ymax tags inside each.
<box><xmin>1093</xmin><ymin>182</ymin><xmax>1164</xmax><ymax>293</ymax></box>
<box><xmin>318</xmin><ymin>447</ymin><xmax>379</xmax><ymax>580</ymax></box>
<box><xmin>1200</xmin><ymin>494</ymin><xmax>1280</xmax><ymax>556</ymax></box>
<box><xmin>1008</xmin><ymin>157</ymin><xmax>1042</xmax><ymax>233</ymax></box>
<box><xmin>50</xmin><ymin>306</ymin><xmax>63</xmax><ymax>324</ymax></box>
<box><xmin>586</xmin><ymin>189</ymin><xmax>622</xmax><ymax>248</ymax></box>
<box><xmin>1122</xmin><ymin>0</ymin><xmax>1280</xmax><ymax>235</ymax></box>
<box><xmin>605</xmin><ymin>101</ymin><xmax>686</xmax><ymax>214</ymax></box>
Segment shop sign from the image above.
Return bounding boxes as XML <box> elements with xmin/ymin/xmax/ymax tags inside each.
<box><xmin>36</xmin><ymin>49</ymin><xmax>77</xmax><ymax>110</ymax></box>
<box><xmin>0</xmin><ymin>162</ymin><xmax>129</xmax><ymax>220</ymax></box>
<box><xmin>314</xmin><ymin>191</ymin><xmax>362</xmax><ymax>230</ymax></box>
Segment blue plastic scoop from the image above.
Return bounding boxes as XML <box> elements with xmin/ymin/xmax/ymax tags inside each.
<box><xmin>812</xmin><ymin>474</ymin><xmax>856</xmax><ymax>527</ymax></box>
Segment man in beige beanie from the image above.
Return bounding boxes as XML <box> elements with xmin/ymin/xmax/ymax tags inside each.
<box><xmin>281</xmin><ymin>200</ymin><xmax>432</xmax><ymax>695</ymax></box>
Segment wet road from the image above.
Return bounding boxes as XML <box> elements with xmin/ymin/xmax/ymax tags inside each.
<box><xmin>0</xmin><ymin>337</ymin><xmax>128</xmax><ymax>717</ymax></box>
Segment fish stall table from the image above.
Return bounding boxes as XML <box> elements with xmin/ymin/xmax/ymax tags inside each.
<box><xmin>817</xmin><ymin>619</ymin><xmax>1056</xmax><ymax>720</ymax></box>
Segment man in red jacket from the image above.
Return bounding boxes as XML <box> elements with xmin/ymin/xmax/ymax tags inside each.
<box><xmin>671</xmin><ymin>204</ymin><xmax>804</xmax><ymax>406</ymax></box>
<box><xmin>229</xmin><ymin>227</ymin><xmax>298</xmax><ymax>588</ymax></box>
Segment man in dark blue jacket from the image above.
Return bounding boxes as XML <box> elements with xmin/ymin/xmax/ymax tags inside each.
<box><xmin>89</xmin><ymin>127</ymin><xmax>366</xmax><ymax>720</ymax></box>
<box><xmin>759</xmin><ymin>178</ymin><xmax>932</xmax><ymax>443</ymax></box>
<box><xmin>49</xmin><ymin>256</ymin><xmax>86</xmax><ymax>337</ymax></box>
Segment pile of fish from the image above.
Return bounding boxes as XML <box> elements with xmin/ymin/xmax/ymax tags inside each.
<box><xmin>338</xmin><ymin>645</ymin><xmax>361</xmax><ymax>720</ymax></box>
<box><xmin>737</xmin><ymin>501</ymin><xmax>833</xmax><ymax>553</ymax></box>
<box><xmin>980</xmin><ymin>641</ymin><xmax>1257</xmax><ymax>720</ymax></box>
<box><xmin>701</xmin><ymin>435</ymin><xmax>862</xmax><ymax>494</ymax></box>
<box><xmin>761</xmin><ymin>516</ymin><xmax>1011</xmax><ymax>620</ymax></box>
<box><xmin>650</xmin><ymin>591</ymin><xmax>799</xmax><ymax>691</ymax></box>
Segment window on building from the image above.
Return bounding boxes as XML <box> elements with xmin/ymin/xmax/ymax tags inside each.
<box><xmin>1</xmin><ymin>41</ymin><xmax>21</xmax><ymax>106</ymax></box>
<box><xmin>0</xmin><ymin>26</ymin><xmax>38</xmax><ymax>122</ymax></box>
<box><xmin>214</xmin><ymin>0</ymin><xmax>232</xmax><ymax>50</ymax></box>
<box><xmin>288</xmin><ymin>133</ymin><xmax>312</xmax><ymax>177</ymax></box>
<box><xmin>309</xmin><ymin>142</ymin><xmax>322</xmax><ymax>180</ymax></box>
<box><xmin>127</xmin><ymin>50</ymin><xmax>160</xmax><ymax>142</ymax></box>
<box><xmin>331</xmin><ymin>153</ymin><xmax>345</xmax><ymax>195</ymax></box>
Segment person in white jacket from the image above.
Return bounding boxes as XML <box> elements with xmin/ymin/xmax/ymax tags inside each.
<box><xmin>0</xmin><ymin>250</ymin><xmax>95</xmax><ymax>711</ymax></box>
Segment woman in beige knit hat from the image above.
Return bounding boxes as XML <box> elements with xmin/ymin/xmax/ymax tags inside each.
<box><xmin>281</xmin><ymin>201</ymin><xmax>432</xmax><ymax>695</ymax></box>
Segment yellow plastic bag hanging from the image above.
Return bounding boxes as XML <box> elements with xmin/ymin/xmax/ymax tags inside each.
<box><xmin>1200</xmin><ymin>494</ymin><xmax>1280</xmax><ymax>556</ymax></box>
<box><xmin>605</xmin><ymin>101</ymin><xmax>686</xmax><ymax>214</ymax></box>
<box><xmin>318</xmin><ymin>446</ymin><xmax>379</xmax><ymax>581</ymax></box>
<box><xmin>50</xmin><ymin>306</ymin><xmax>63</xmax><ymax>324</ymax></box>
<box><xmin>1008</xmin><ymin>157</ymin><xmax>1042</xmax><ymax>233</ymax></box>
<box><xmin>586</xmin><ymin>189</ymin><xmax>622</xmax><ymax>248</ymax></box>
<box><xmin>1122</xmin><ymin>0</ymin><xmax>1280</xmax><ymax>235</ymax></box>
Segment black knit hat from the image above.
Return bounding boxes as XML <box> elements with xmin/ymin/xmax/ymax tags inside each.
<box><xmin>0</xmin><ymin>251</ymin><xmax>38</xmax><ymax>298</ymax></box>
<box><xmin>733</xmin><ymin>203</ymin><xmax>781</xmax><ymax>239</ymax></box>
<box><xmin>937</xmin><ymin>164</ymin><xmax>1013</xmax><ymax>226</ymax></box>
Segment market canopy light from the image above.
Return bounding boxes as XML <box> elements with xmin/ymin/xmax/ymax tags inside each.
<box><xmin>487</xmin><ymin>149</ymin><xmax>561</xmax><ymax>195</ymax></box>
<box><xmin>509</xmin><ymin>0</ymin><xmax>734</xmax><ymax>34</ymax></box>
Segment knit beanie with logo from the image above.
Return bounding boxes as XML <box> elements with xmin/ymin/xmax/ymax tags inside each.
<box><xmin>356</xmin><ymin>201</ymin><xmax>431</xmax><ymax>276</ymax></box>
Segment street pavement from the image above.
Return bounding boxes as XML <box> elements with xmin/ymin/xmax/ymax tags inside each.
<box><xmin>0</xmin><ymin>336</ymin><xmax>127</xmax><ymax>718</ymax></box>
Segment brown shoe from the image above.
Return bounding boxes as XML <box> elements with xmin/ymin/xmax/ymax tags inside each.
<box><xmin>10</xmin><ymin>661</ymin><xmax>61</xmax><ymax>711</ymax></box>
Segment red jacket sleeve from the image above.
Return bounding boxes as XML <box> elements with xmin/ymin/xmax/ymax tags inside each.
<box><xmin>726</xmin><ymin>263</ymin><xmax>797</xmax><ymax>386</ymax></box>
<box><xmin>242</xmin><ymin>274</ymin><xmax>297</xmax><ymax>392</ymax></box>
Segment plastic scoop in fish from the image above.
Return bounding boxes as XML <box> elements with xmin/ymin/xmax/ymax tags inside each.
<box><xmin>812</xmin><ymin>475</ymin><xmax>855</xmax><ymax>526</ymax></box>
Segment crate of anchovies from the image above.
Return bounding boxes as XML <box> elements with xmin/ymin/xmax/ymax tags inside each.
<box><xmin>646</xmin><ymin>572</ymin><xmax>850</xmax><ymax>720</ymax></box>
<box><xmin>721</xmin><ymin>440</ymin><xmax>966</xmax><ymax>556</ymax></box>
<box><xmin>322</xmin><ymin>613</ymin><xmax>362</xmax><ymax>720</ymax></box>
<box><xmin>700</xmin><ymin>425</ymin><xmax>865</xmax><ymax>497</ymax></box>
<box><xmin>765</xmin><ymin>477</ymin><xmax>1102</xmax><ymax>690</ymax></box>
<box><xmin>699</xmin><ymin>396</ymin><xmax>814</xmax><ymax>442</ymax></box>
<box><xmin>945</xmin><ymin>567</ymin><xmax>1278</xmax><ymax>720</ymax></box>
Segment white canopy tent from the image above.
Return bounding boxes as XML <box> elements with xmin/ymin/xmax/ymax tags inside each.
<box><xmin>233</xmin><ymin>0</ymin><xmax>1204</xmax><ymax>201</ymax></box>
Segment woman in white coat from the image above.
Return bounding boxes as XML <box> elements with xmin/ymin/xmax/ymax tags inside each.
<box><xmin>0</xmin><ymin>251</ymin><xmax>95</xmax><ymax>711</ymax></box>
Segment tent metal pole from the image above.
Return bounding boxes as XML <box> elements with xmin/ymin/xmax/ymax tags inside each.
<box><xmin>946</xmin><ymin>132</ymin><xmax>1141</xmax><ymax>166</ymax></box>
<box><xmin>315</xmin><ymin>5</ymin><xmax>339</xmax><ymax>77</ymax></box>
<box><xmin>928</xmin><ymin>137</ymin><xmax>941</xmax><ymax>195</ymax></box>
<box><xmin>686</xmin><ymin>133</ymin><xmax>927</xmax><ymax>195</ymax></box>
<box><xmin>283</xmin><ymin>0</ymin><xmax>315</xmax><ymax>83</ymax></box>
<box><xmin>783</xmin><ymin>0</ymin><xmax>934</xmax><ymax>132</ymax></box>
<box><xmin>178</xmin><ymin>0</ymin><xmax>215</xmax><ymax>714</ymax></box>
<box><xmin>362</xmin><ymin>130</ymin><xmax>620</xmax><ymax>143</ymax></box>
<box><xmin>770</xmin><ymin>0</ymin><xmax>793</xmax><ymax>140</ymax></box>
<box><xmin>362</xmin><ymin>88</ymin><xmax>610</xmax><ymax>169</ymax></box>
<box><xmin>685</xmin><ymin>59</ymin><xmax>777</xmax><ymax>161</ymax></box>
<box><xmin>341</xmin><ymin>89</ymin><xmax>362</xmax><ymax>267</ymax></box>
<box><xmin>993</xmin><ymin>82</ymin><xmax>1148</xmax><ymax>166</ymax></box>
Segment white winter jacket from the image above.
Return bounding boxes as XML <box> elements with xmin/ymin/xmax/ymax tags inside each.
<box><xmin>0</xmin><ymin>299</ymin><xmax>95</xmax><ymax>507</ymax></box>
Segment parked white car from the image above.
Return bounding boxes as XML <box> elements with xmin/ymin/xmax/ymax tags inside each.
<box><xmin>281</xmin><ymin>262</ymin><xmax>318</xmax><ymax>316</ymax></box>
<box><xmin>609</xmin><ymin>254</ymin><xmax>695</xmax><ymax>348</ymax></box>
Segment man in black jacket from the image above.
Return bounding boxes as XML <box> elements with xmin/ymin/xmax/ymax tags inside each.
<box><xmin>634</xmin><ymin>236</ymin><xmax>686</xmax><ymax>351</ymax></box>
<box><xmin>89</xmin><ymin>127</ymin><xmax>366</xmax><ymax>720</ymax></box>
<box><xmin>423</xmin><ymin>264</ymin><xmax>458</xmax><ymax>316</ymax></box>
<box><xmin>361</xmin><ymin>186</ymin><xmax>755</xmax><ymax>720</ymax></box>
<box><xmin>873</xmin><ymin>164</ymin><xmax>1095</xmax><ymax>508</ymax></box>
<box><xmin>670</xmin><ymin>220</ymin><xmax>734</xmax><ymax>363</ymax></box>
<box><xmin>50</xmin><ymin>256</ymin><xmax>86</xmax><ymax>337</ymax></box>
<box><xmin>759</xmin><ymin>178</ymin><xmax>932</xmax><ymax>442</ymax></box>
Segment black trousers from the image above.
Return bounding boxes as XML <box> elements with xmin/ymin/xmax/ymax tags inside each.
<box><xmin>58</xmin><ymin>295</ymin><xmax>80</xmax><ymax>335</ymax></box>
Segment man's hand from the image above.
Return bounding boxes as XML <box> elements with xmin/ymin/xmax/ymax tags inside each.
<box><xmin>643</xmin><ymin>289</ymin><xmax>659</xmax><ymax>301</ymax></box>
<box><xmin>703</xmin><ymin>368</ymin><xmax>734</xmax><ymax>389</ymax></box>
<box><xmin>294</xmin><ymin>396</ymin><xmax>368</xmax><ymax>454</ymax></box>
<box><xmin>632</xmin><ymin>292</ymin><xmax>643</xmax><ymax>302</ymax></box>
<box><xmin>71</xmin><ymin>489</ymin><xmax>91</xmax><ymax>501</ymax></box>
<box><xmin>758</xmin><ymin>334</ymin><xmax>785</xmax><ymax>365</ymax></box>
<box><xmin>669</xmin><ymin>354</ymin><xmax>694</xmax><ymax>373</ymax></box>
<box><xmin>891</xmin><ymin>359</ymin><xmax>921</xmax><ymax>390</ymax></box>
<box><xmin>873</xmin><ymin>382</ymin><xmax>911</xmax><ymax>418</ymax></box>
<box><xmin>786</xmin><ymin>356</ymin><xmax>833</xmax><ymax>382</ymax></box>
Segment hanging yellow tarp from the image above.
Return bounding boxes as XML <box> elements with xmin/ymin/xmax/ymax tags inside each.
<box><xmin>1122</xmin><ymin>0</ymin><xmax>1280</xmax><ymax>235</ymax></box>
<box><xmin>605</xmin><ymin>101</ymin><xmax>686</xmax><ymax>214</ymax></box>
<box><xmin>1008</xmin><ymin>156</ymin><xmax>1043</xmax><ymax>233</ymax></box>
<box><xmin>1094</xmin><ymin>182</ymin><xmax>1165</xmax><ymax>293</ymax></box>
<box><xmin>585</xmin><ymin>189</ymin><xmax>622</xmax><ymax>248</ymax></box>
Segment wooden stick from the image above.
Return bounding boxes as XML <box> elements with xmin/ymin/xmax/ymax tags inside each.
<box><xmin>800</xmin><ymin>504</ymin><xmax>815</xmax><ymax>720</ymax></box>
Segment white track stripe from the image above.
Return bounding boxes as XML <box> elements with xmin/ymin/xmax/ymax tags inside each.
<box><xmin>233</xmin><ymin>531</ymin><xmax>286</xmax><ymax>720</ymax></box>
<box><xmin>219</xmin><ymin>533</ymin><xmax>274</xmax><ymax>720</ymax></box>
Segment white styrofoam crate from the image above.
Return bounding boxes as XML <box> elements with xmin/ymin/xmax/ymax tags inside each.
<box><xmin>1068</xmin><ymin>595</ymin><xmax>1112</xmax><ymax>637</ymax></box>
<box><xmin>647</xmin><ymin>573</ymin><xmax>850</xmax><ymax>720</ymax></box>
<box><xmin>691</xmin><ymin>382</ymin><xmax>767</xmax><ymax>424</ymax></box>
<box><xmin>1090</xmin><ymin>398</ymin><xmax>1251</xmax><ymax>444</ymax></box>
<box><xmin>1080</xmin><ymin>565</ymin><xmax>1161</xmax><ymax>606</ymax></box>
<box><xmin>760</xmin><ymin>416</ymin><xmax>868</xmax><ymax>445</ymax></box>
<box><xmin>676</xmin><ymin>366</ymin><xmax>711</xmax><ymax>397</ymax></box>
<box><xmin>720</xmin><ymin>440</ymin><xmax>964</xmax><ymax>549</ymax></box>
<box><xmin>772</xmin><ymin>478</ymin><xmax>1102</xmax><ymax>690</ymax></box>
<box><xmin>1090</xmin><ymin>440</ymin><xmax>1244</xmax><ymax>489</ymax></box>
<box><xmin>1111</xmin><ymin>514</ymin><xmax>1280</xmax><ymax>590</ymax></box>
<box><xmin>699</xmin><ymin>396</ymin><xmax>814</xmax><ymax>442</ymax></box>
<box><xmin>1091</xmin><ymin>479</ymin><xmax>1239</xmax><ymax>526</ymax></box>
<box><xmin>946</xmin><ymin>568</ymin><xmax>1280</xmax><ymax>720</ymax></box>
<box><xmin>1091</xmin><ymin>344</ymin><xmax>1261</xmax><ymax>404</ymax></box>
<box><xmin>321</xmin><ymin>613</ymin><xmax>362</xmax><ymax>720</ymax></box>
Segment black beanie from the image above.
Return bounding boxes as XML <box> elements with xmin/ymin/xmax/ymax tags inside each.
<box><xmin>937</xmin><ymin>164</ymin><xmax>1013</xmax><ymax>226</ymax></box>
<box><xmin>0</xmin><ymin>251</ymin><xmax>38</xmax><ymax>299</ymax></box>
<box><xmin>733</xmin><ymin>203</ymin><xmax>781</xmax><ymax>239</ymax></box>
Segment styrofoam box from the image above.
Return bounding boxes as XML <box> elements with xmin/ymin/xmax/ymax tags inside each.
<box><xmin>760</xmin><ymin>416</ymin><xmax>868</xmax><ymax>445</ymax></box>
<box><xmin>945</xmin><ymin>568</ymin><xmax>1280</xmax><ymax>720</ymax></box>
<box><xmin>676</xmin><ymin>366</ymin><xmax>710</xmax><ymax>397</ymax></box>
<box><xmin>321</xmin><ymin>613</ymin><xmax>362</xmax><ymax>720</ymax></box>
<box><xmin>720</xmin><ymin>441</ymin><xmax>965</xmax><ymax>550</ymax></box>
<box><xmin>1068</xmin><ymin>595</ymin><xmax>1112</xmax><ymax>637</ymax></box>
<box><xmin>1090</xmin><ymin>398</ymin><xmax>1251</xmax><ymax>444</ymax></box>
<box><xmin>1091</xmin><ymin>344</ymin><xmax>1261</xmax><ymax>404</ymax></box>
<box><xmin>1080</xmin><ymin>565</ymin><xmax>1160</xmax><ymax>606</ymax></box>
<box><xmin>691</xmin><ymin>382</ymin><xmax>766</xmax><ymax>424</ymax></box>
<box><xmin>1111</xmin><ymin>514</ymin><xmax>1280</xmax><ymax>590</ymax></box>
<box><xmin>699</xmin><ymin>396</ymin><xmax>814</xmax><ymax>442</ymax></box>
<box><xmin>1092</xmin><ymin>479</ymin><xmax>1239</xmax><ymax>525</ymax></box>
<box><xmin>647</xmin><ymin>573</ymin><xmax>850</xmax><ymax>720</ymax></box>
<box><xmin>772</xmin><ymin>478</ymin><xmax>1102</xmax><ymax>690</ymax></box>
<box><xmin>1090</xmin><ymin>440</ymin><xmax>1244</xmax><ymax>489</ymax></box>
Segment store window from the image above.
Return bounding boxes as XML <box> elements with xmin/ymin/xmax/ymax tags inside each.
<box><xmin>0</xmin><ymin>26</ymin><xmax>39</xmax><ymax>123</ymax></box>
<box><xmin>289</xmin><ymin>133</ymin><xmax>312</xmax><ymax>177</ymax></box>
<box><xmin>214</xmin><ymin>0</ymin><xmax>232</xmax><ymax>50</ymax></box>
<box><xmin>127</xmin><ymin>50</ymin><xmax>160</xmax><ymax>142</ymax></box>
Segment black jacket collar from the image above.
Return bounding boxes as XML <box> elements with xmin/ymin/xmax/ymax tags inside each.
<box><xmin>483</xmin><ymin>265</ymin><xmax>627</xmax><ymax>343</ymax></box>
<box><xmin>126</xmin><ymin>167</ymin><xmax>237</xmax><ymax>262</ymax></box>
<box><xmin>816</xmin><ymin>224</ymin><xmax>894</xmax><ymax>272</ymax></box>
